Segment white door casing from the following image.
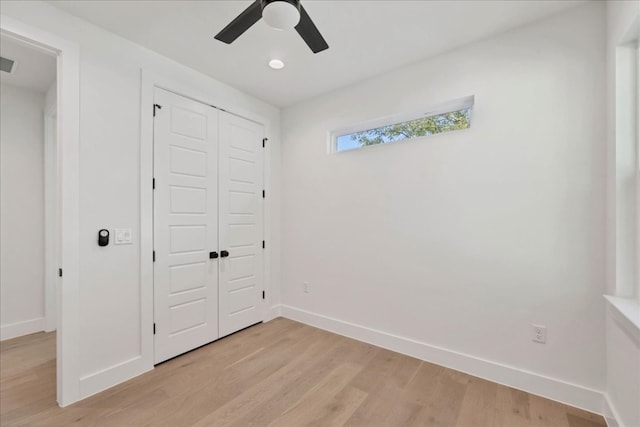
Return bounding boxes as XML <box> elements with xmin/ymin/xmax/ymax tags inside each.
<box><xmin>153</xmin><ymin>88</ymin><xmax>219</xmax><ymax>363</ymax></box>
<box><xmin>218</xmin><ymin>111</ymin><xmax>265</xmax><ymax>337</ymax></box>
<box><xmin>44</xmin><ymin>109</ymin><xmax>58</xmax><ymax>332</ymax></box>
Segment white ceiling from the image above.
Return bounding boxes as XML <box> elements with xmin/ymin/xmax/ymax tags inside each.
<box><xmin>0</xmin><ymin>36</ymin><xmax>56</xmax><ymax>92</ymax></box>
<box><xmin>49</xmin><ymin>0</ymin><xmax>587</xmax><ymax>107</ymax></box>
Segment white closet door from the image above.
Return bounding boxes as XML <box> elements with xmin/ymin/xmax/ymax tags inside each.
<box><xmin>153</xmin><ymin>88</ymin><xmax>219</xmax><ymax>363</ymax></box>
<box><xmin>218</xmin><ymin>111</ymin><xmax>265</xmax><ymax>337</ymax></box>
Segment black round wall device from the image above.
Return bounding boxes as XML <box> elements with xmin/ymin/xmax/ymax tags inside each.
<box><xmin>98</xmin><ymin>229</ymin><xmax>109</xmax><ymax>246</ymax></box>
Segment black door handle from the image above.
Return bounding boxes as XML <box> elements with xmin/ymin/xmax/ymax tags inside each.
<box><xmin>209</xmin><ymin>251</ymin><xmax>219</xmax><ymax>259</ymax></box>
<box><xmin>220</xmin><ymin>250</ymin><xmax>229</xmax><ymax>258</ymax></box>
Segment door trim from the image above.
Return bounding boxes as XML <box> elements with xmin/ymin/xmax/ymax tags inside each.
<box><xmin>140</xmin><ymin>69</ymin><xmax>272</xmax><ymax>366</ymax></box>
<box><xmin>0</xmin><ymin>15</ymin><xmax>80</xmax><ymax>407</ymax></box>
<box><xmin>44</xmin><ymin>104</ymin><xmax>57</xmax><ymax>333</ymax></box>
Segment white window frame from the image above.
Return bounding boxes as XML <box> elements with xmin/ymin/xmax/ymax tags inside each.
<box><xmin>329</xmin><ymin>95</ymin><xmax>474</xmax><ymax>153</ymax></box>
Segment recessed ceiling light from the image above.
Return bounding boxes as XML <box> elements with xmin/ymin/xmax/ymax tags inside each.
<box><xmin>269</xmin><ymin>59</ymin><xmax>285</xmax><ymax>70</ymax></box>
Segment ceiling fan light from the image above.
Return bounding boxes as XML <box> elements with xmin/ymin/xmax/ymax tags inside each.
<box><xmin>262</xmin><ymin>1</ymin><xmax>300</xmax><ymax>30</ymax></box>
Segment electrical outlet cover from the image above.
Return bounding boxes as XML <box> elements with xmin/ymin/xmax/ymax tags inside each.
<box><xmin>531</xmin><ymin>324</ymin><xmax>547</xmax><ymax>343</ymax></box>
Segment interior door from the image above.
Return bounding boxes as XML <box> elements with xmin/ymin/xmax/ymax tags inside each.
<box><xmin>218</xmin><ymin>111</ymin><xmax>265</xmax><ymax>337</ymax></box>
<box><xmin>153</xmin><ymin>87</ymin><xmax>219</xmax><ymax>363</ymax></box>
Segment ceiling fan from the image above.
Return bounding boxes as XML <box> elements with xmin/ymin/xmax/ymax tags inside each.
<box><xmin>214</xmin><ymin>0</ymin><xmax>329</xmax><ymax>54</ymax></box>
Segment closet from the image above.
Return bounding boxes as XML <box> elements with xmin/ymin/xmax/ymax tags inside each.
<box><xmin>152</xmin><ymin>87</ymin><xmax>264</xmax><ymax>364</ymax></box>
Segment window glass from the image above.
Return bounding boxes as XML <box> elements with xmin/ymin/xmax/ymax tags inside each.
<box><xmin>335</xmin><ymin>108</ymin><xmax>471</xmax><ymax>152</ymax></box>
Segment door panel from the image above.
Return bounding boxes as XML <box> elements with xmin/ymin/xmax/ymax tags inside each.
<box><xmin>170</xmin><ymin>186</ymin><xmax>206</xmax><ymax>213</ymax></box>
<box><xmin>169</xmin><ymin>262</ymin><xmax>207</xmax><ymax>294</ymax></box>
<box><xmin>219</xmin><ymin>111</ymin><xmax>264</xmax><ymax>337</ymax></box>
<box><xmin>153</xmin><ymin>87</ymin><xmax>219</xmax><ymax>364</ymax></box>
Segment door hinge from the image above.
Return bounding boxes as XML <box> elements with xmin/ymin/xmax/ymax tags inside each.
<box><xmin>262</xmin><ymin>291</ymin><xmax>265</xmax><ymax>300</ymax></box>
<box><xmin>262</xmin><ymin>137</ymin><xmax>268</xmax><ymax>148</ymax></box>
<box><xmin>58</xmin><ymin>268</ymin><xmax>62</xmax><ymax>278</ymax></box>
<box><xmin>153</xmin><ymin>251</ymin><xmax>156</xmax><ymax>262</ymax></box>
<box><xmin>153</xmin><ymin>103</ymin><xmax>162</xmax><ymax>117</ymax></box>
<box><xmin>262</xmin><ymin>240</ymin><xmax>265</xmax><ymax>249</ymax></box>
<box><xmin>152</xmin><ymin>178</ymin><xmax>156</xmax><ymax>190</ymax></box>
<box><xmin>153</xmin><ymin>323</ymin><xmax>156</xmax><ymax>335</ymax></box>
<box><xmin>262</xmin><ymin>190</ymin><xmax>265</xmax><ymax>199</ymax></box>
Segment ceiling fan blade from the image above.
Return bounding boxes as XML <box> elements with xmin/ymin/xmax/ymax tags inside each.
<box><xmin>295</xmin><ymin>5</ymin><xmax>329</xmax><ymax>54</ymax></box>
<box><xmin>215</xmin><ymin>0</ymin><xmax>263</xmax><ymax>44</ymax></box>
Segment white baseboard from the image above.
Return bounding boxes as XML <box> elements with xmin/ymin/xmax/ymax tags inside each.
<box><xmin>79</xmin><ymin>356</ymin><xmax>152</xmax><ymax>401</ymax></box>
<box><xmin>603</xmin><ymin>394</ymin><xmax>621</xmax><ymax>427</ymax></box>
<box><xmin>0</xmin><ymin>317</ymin><xmax>45</xmax><ymax>341</ymax></box>
<box><xmin>265</xmin><ymin>304</ymin><xmax>282</xmax><ymax>321</ymax></box>
<box><xmin>279</xmin><ymin>304</ymin><xmax>605</xmax><ymax>416</ymax></box>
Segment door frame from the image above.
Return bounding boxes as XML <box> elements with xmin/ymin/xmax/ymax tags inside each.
<box><xmin>140</xmin><ymin>69</ymin><xmax>273</xmax><ymax>365</ymax></box>
<box><xmin>44</xmin><ymin>102</ymin><xmax>57</xmax><ymax>332</ymax></box>
<box><xmin>0</xmin><ymin>15</ymin><xmax>81</xmax><ymax>407</ymax></box>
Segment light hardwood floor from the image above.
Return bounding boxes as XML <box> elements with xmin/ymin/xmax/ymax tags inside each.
<box><xmin>1</xmin><ymin>318</ymin><xmax>606</xmax><ymax>427</ymax></box>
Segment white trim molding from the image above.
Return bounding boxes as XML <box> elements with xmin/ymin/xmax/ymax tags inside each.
<box><xmin>280</xmin><ymin>305</ymin><xmax>605</xmax><ymax>416</ymax></box>
<box><xmin>79</xmin><ymin>356</ymin><xmax>152</xmax><ymax>399</ymax></box>
<box><xmin>605</xmin><ymin>295</ymin><xmax>640</xmax><ymax>343</ymax></box>
<box><xmin>0</xmin><ymin>14</ymin><xmax>80</xmax><ymax>407</ymax></box>
<box><xmin>266</xmin><ymin>305</ymin><xmax>283</xmax><ymax>322</ymax></box>
<box><xmin>603</xmin><ymin>394</ymin><xmax>622</xmax><ymax>427</ymax></box>
<box><xmin>0</xmin><ymin>318</ymin><xmax>45</xmax><ymax>341</ymax></box>
<box><xmin>43</xmin><ymin>106</ymin><xmax>57</xmax><ymax>333</ymax></box>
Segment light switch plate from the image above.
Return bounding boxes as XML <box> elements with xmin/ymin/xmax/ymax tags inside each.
<box><xmin>114</xmin><ymin>228</ymin><xmax>132</xmax><ymax>245</ymax></box>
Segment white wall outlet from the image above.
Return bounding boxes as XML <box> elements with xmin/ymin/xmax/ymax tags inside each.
<box><xmin>303</xmin><ymin>282</ymin><xmax>311</xmax><ymax>294</ymax></box>
<box><xmin>531</xmin><ymin>324</ymin><xmax>547</xmax><ymax>343</ymax></box>
<box><xmin>114</xmin><ymin>228</ymin><xmax>133</xmax><ymax>245</ymax></box>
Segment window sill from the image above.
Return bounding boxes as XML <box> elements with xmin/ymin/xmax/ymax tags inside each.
<box><xmin>604</xmin><ymin>295</ymin><xmax>640</xmax><ymax>343</ymax></box>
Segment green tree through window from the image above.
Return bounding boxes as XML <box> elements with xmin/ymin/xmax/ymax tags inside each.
<box><xmin>342</xmin><ymin>108</ymin><xmax>471</xmax><ymax>149</ymax></box>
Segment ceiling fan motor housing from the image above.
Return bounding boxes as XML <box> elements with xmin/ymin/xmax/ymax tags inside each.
<box><xmin>261</xmin><ymin>0</ymin><xmax>301</xmax><ymax>29</ymax></box>
<box><xmin>261</xmin><ymin>0</ymin><xmax>300</xmax><ymax>11</ymax></box>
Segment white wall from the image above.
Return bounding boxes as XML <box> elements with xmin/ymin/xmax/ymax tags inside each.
<box><xmin>605</xmin><ymin>2</ymin><xmax>640</xmax><ymax>426</ymax></box>
<box><xmin>0</xmin><ymin>0</ymin><xmax>281</xmax><ymax>403</ymax></box>
<box><xmin>281</xmin><ymin>2</ymin><xmax>606</xmax><ymax>412</ymax></box>
<box><xmin>0</xmin><ymin>83</ymin><xmax>46</xmax><ymax>340</ymax></box>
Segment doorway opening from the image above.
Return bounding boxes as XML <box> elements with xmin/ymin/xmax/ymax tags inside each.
<box><xmin>0</xmin><ymin>32</ymin><xmax>58</xmax><ymax>409</ymax></box>
<box><xmin>0</xmin><ymin>16</ymin><xmax>80</xmax><ymax>407</ymax></box>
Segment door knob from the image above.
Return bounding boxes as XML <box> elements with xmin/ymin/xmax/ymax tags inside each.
<box><xmin>209</xmin><ymin>251</ymin><xmax>219</xmax><ymax>259</ymax></box>
<box><xmin>220</xmin><ymin>250</ymin><xmax>229</xmax><ymax>258</ymax></box>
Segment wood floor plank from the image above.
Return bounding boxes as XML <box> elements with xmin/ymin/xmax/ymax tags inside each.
<box><xmin>529</xmin><ymin>394</ymin><xmax>571</xmax><ymax>427</ymax></box>
<box><xmin>195</xmin><ymin>333</ymin><xmax>377</xmax><ymax>426</ymax></box>
<box><xmin>455</xmin><ymin>376</ymin><xmax>498</xmax><ymax>427</ymax></box>
<box><xmin>566</xmin><ymin>413</ymin><xmax>611</xmax><ymax>427</ymax></box>
<box><xmin>495</xmin><ymin>385</ymin><xmax>533</xmax><ymax>427</ymax></box>
<box><xmin>401</xmin><ymin>361</ymin><xmax>444</xmax><ymax>407</ymax></box>
<box><xmin>106</xmin><ymin>322</ymin><xmax>329</xmax><ymax>427</ymax></box>
<box><xmin>344</xmin><ymin>349</ymin><xmax>421</xmax><ymax>426</ymax></box>
<box><xmin>0</xmin><ymin>318</ymin><xmax>607</xmax><ymax>427</ymax></box>
<box><xmin>267</xmin><ymin>363</ymin><xmax>366</xmax><ymax>427</ymax></box>
<box><xmin>409</xmin><ymin>367</ymin><xmax>467</xmax><ymax>427</ymax></box>
<box><xmin>382</xmin><ymin>400</ymin><xmax>424</xmax><ymax>426</ymax></box>
<box><xmin>189</xmin><ymin>330</ymin><xmax>346</xmax><ymax>426</ymax></box>
<box><xmin>565</xmin><ymin>405</ymin><xmax>610</xmax><ymax>425</ymax></box>
<box><xmin>226</xmin><ymin>338</ymin><xmax>375</xmax><ymax>427</ymax></box>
